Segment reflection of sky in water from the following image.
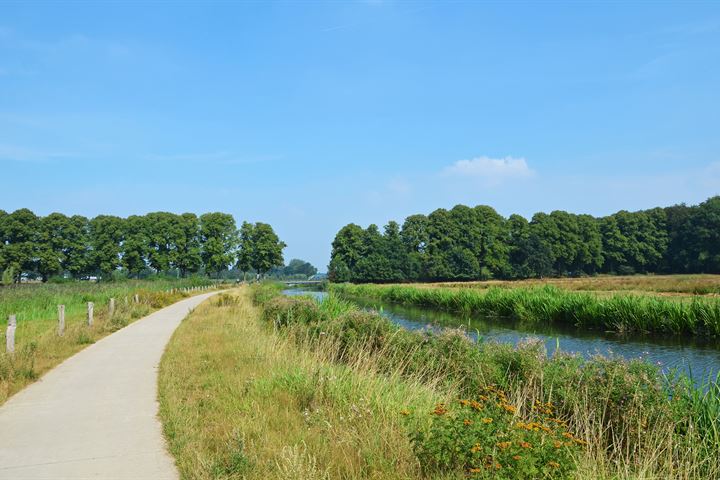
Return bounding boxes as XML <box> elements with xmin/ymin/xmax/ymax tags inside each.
<box><xmin>283</xmin><ymin>290</ymin><xmax>720</xmax><ymax>383</ymax></box>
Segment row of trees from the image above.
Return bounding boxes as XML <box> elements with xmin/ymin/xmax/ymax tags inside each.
<box><xmin>0</xmin><ymin>209</ymin><xmax>286</xmax><ymax>282</ymax></box>
<box><xmin>329</xmin><ymin>196</ymin><xmax>720</xmax><ymax>283</ymax></box>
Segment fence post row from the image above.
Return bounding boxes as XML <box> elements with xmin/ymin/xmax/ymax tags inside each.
<box><xmin>6</xmin><ymin>315</ymin><xmax>16</xmax><ymax>354</ymax></box>
<box><xmin>58</xmin><ymin>305</ymin><xmax>65</xmax><ymax>336</ymax></box>
<box><xmin>87</xmin><ymin>302</ymin><xmax>94</xmax><ymax>326</ymax></box>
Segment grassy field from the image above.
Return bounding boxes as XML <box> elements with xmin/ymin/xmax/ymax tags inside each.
<box><xmin>159</xmin><ymin>285</ymin><xmax>720</xmax><ymax>479</ymax></box>
<box><xmin>158</xmin><ymin>287</ymin><xmax>444</xmax><ymax>479</ymax></box>
<box><xmin>0</xmin><ymin>279</ymin><xmax>216</xmax><ymax>403</ymax></box>
<box><xmin>330</xmin><ymin>283</ymin><xmax>720</xmax><ymax>336</ymax></box>
<box><xmin>421</xmin><ymin>274</ymin><xmax>720</xmax><ymax>296</ymax></box>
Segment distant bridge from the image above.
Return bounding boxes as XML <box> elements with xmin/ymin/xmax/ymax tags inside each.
<box><xmin>282</xmin><ymin>280</ymin><xmax>325</xmax><ymax>287</ymax></box>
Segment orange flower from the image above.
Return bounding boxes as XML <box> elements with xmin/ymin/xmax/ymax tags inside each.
<box><xmin>470</xmin><ymin>443</ymin><xmax>483</xmax><ymax>453</ymax></box>
<box><xmin>463</xmin><ymin>419</ymin><xmax>473</xmax><ymax>426</ymax></box>
<box><xmin>496</xmin><ymin>441</ymin><xmax>512</xmax><ymax>449</ymax></box>
<box><xmin>562</xmin><ymin>432</ymin><xmax>574</xmax><ymax>439</ymax></box>
<box><xmin>519</xmin><ymin>441</ymin><xmax>532</xmax><ymax>449</ymax></box>
<box><xmin>553</xmin><ymin>441</ymin><xmax>563</xmax><ymax>449</ymax></box>
<box><xmin>512</xmin><ymin>455</ymin><xmax>521</xmax><ymax>461</ymax></box>
<box><xmin>433</xmin><ymin>403</ymin><xmax>448</xmax><ymax>415</ymax></box>
<box><xmin>459</xmin><ymin>399</ymin><xmax>470</xmax><ymax>407</ymax></box>
<box><xmin>468</xmin><ymin>467</ymin><xmax>482</xmax><ymax>473</ymax></box>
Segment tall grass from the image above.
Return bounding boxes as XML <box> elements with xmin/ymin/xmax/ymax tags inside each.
<box><xmin>159</xmin><ymin>289</ymin><xmax>445</xmax><ymax>479</ymax></box>
<box><xmin>330</xmin><ymin>283</ymin><xmax>720</xmax><ymax>336</ymax></box>
<box><xmin>257</xmin><ymin>284</ymin><xmax>720</xmax><ymax>479</ymax></box>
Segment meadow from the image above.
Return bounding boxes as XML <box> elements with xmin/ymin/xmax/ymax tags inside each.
<box><xmin>329</xmin><ymin>282</ymin><xmax>720</xmax><ymax>337</ymax></box>
<box><xmin>0</xmin><ymin>278</ymin><xmax>216</xmax><ymax>403</ymax></box>
<box><xmin>159</xmin><ymin>284</ymin><xmax>720</xmax><ymax>479</ymax></box>
<box><xmin>422</xmin><ymin>274</ymin><xmax>720</xmax><ymax>296</ymax></box>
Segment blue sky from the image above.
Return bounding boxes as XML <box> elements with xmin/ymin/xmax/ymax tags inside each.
<box><xmin>1</xmin><ymin>1</ymin><xmax>719</xmax><ymax>270</ymax></box>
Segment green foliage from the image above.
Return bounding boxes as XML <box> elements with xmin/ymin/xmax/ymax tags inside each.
<box><xmin>1</xmin><ymin>266</ymin><xmax>15</xmax><ymax>286</ymax></box>
<box><xmin>199</xmin><ymin>212</ymin><xmax>238</xmax><ymax>276</ymax></box>
<box><xmin>328</xmin><ymin>196</ymin><xmax>720</xmax><ymax>283</ymax></box>
<box><xmin>0</xmin><ymin>208</ymin><xmax>284</xmax><ymax>282</ymax></box>
<box><xmin>236</xmin><ymin>222</ymin><xmax>286</xmax><ymax>277</ymax></box>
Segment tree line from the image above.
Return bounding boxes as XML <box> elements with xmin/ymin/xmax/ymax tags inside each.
<box><xmin>0</xmin><ymin>209</ymin><xmax>286</xmax><ymax>282</ymax></box>
<box><xmin>329</xmin><ymin>196</ymin><xmax>720</xmax><ymax>283</ymax></box>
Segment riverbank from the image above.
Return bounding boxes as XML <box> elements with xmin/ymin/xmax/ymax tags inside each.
<box><xmin>158</xmin><ymin>288</ymin><xmax>442</xmax><ymax>479</ymax></box>
<box><xmin>329</xmin><ymin>283</ymin><xmax>720</xmax><ymax>337</ymax></box>
<box><xmin>205</xmin><ymin>284</ymin><xmax>719</xmax><ymax>478</ymax></box>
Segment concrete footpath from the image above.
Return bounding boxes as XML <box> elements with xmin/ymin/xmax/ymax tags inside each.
<box><xmin>0</xmin><ymin>291</ymin><xmax>219</xmax><ymax>479</ymax></box>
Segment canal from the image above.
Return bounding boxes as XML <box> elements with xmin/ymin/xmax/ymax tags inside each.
<box><xmin>284</xmin><ymin>288</ymin><xmax>720</xmax><ymax>383</ymax></box>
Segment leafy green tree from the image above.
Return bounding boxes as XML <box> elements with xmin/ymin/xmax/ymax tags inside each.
<box><xmin>123</xmin><ymin>215</ymin><xmax>150</xmax><ymax>277</ymax></box>
<box><xmin>89</xmin><ymin>215</ymin><xmax>125</xmax><ymax>278</ymax></box>
<box><xmin>681</xmin><ymin>197</ymin><xmax>720</xmax><ymax>273</ymax></box>
<box><xmin>199</xmin><ymin>213</ymin><xmax>238</xmax><ymax>276</ymax></box>
<box><xmin>0</xmin><ymin>209</ymin><xmax>40</xmax><ymax>282</ymax></box>
<box><xmin>284</xmin><ymin>259</ymin><xmax>318</xmax><ymax>277</ymax></box>
<box><xmin>146</xmin><ymin>212</ymin><xmax>182</xmax><ymax>273</ymax></box>
<box><xmin>248</xmin><ymin>222</ymin><xmax>286</xmax><ymax>278</ymax></box>
<box><xmin>36</xmin><ymin>213</ymin><xmax>89</xmax><ymax>281</ymax></box>
<box><xmin>236</xmin><ymin>221</ymin><xmax>255</xmax><ymax>280</ymax></box>
<box><xmin>329</xmin><ymin>223</ymin><xmax>366</xmax><ymax>282</ymax></box>
<box><xmin>175</xmin><ymin>213</ymin><xmax>202</xmax><ymax>276</ymax></box>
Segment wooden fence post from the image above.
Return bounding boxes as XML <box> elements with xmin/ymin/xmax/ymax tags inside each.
<box><xmin>109</xmin><ymin>298</ymin><xmax>115</xmax><ymax>318</ymax></box>
<box><xmin>6</xmin><ymin>315</ymin><xmax>16</xmax><ymax>354</ymax></box>
<box><xmin>58</xmin><ymin>305</ymin><xmax>65</xmax><ymax>336</ymax></box>
<box><xmin>134</xmin><ymin>294</ymin><xmax>139</xmax><ymax>303</ymax></box>
<box><xmin>87</xmin><ymin>302</ymin><xmax>94</xmax><ymax>326</ymax></box>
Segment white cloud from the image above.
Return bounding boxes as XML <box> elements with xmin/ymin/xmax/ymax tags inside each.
<box><xmin>443</xmin><ymin>156</ymin><xmax>534</xmax><ymax>182</ymax></box>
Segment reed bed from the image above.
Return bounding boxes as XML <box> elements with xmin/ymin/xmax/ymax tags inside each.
<box><xmin>329</xmin><ymin>283</ymin><xmax>720</xmax><ymax>336</ymax></box>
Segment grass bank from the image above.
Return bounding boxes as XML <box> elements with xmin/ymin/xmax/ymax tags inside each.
<box><xmin>329</xmin><ymin>283</ymin><xmax>720</xmax><ymax>337</ymax></box>
<box><xmin>158</xmin><ymin>287</ymin><xmax>444</xmax><ymax>479</ymax></box>
<box><xmin>160</xmin><ymin>284</ymin><xmax>720</xmax><ymax>479</ymax></box>
<box><xmin>0</xmin><ymin>279</ymin><xmax>217</xmax><ymax>403</ymax></box>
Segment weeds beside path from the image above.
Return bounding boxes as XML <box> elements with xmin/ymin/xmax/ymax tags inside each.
<box><xmin>158</xmin><ymin>287</ymin><xmax>443</xmax><ymax>480</ymax></box>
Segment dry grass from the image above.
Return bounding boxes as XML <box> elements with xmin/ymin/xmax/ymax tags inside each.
<box><xmin>158</xmin><ymin>288</ymin><xmax>448</xmax><ymax>480</ymax></box>
<box><xmin>420</xmin><ymin>274</ymin><xmax>720</xmax><ymax>297</ymax></box>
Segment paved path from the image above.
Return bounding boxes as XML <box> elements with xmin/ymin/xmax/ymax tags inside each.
<box><xmin>0</xmin><ymin>292</ymin><xmax>219</xmax><ymax>479</ymax></box>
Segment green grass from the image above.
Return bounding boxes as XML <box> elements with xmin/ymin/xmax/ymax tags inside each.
<box><xmin>329</xmin><ymin>283</ymin><xmax>720</xmax><ymax>336</ymax></box>
<box><xmin>0</xmin><ymin>278</ymin><xmax>218</xmax><ymax>403</ymax></box>
<box><xmin>255</xmin><ymin>284</ymin><xmax>720</xmax><ymax>479</ymax></box>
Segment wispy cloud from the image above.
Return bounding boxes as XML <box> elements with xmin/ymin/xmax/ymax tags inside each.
<box><xmin>143</xmin><ymin>151</ymin><xmax>281</xmax><ymax>166</ymax></box>
<box><xmin>443</xmin><ymin>156</ymin><xmax>534</xmax><ymax>183</ymax></box>
<box><xmin>0</xmin><ymin>144</ymin><xmax>79</xmax><ymax>163</ymax></box>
